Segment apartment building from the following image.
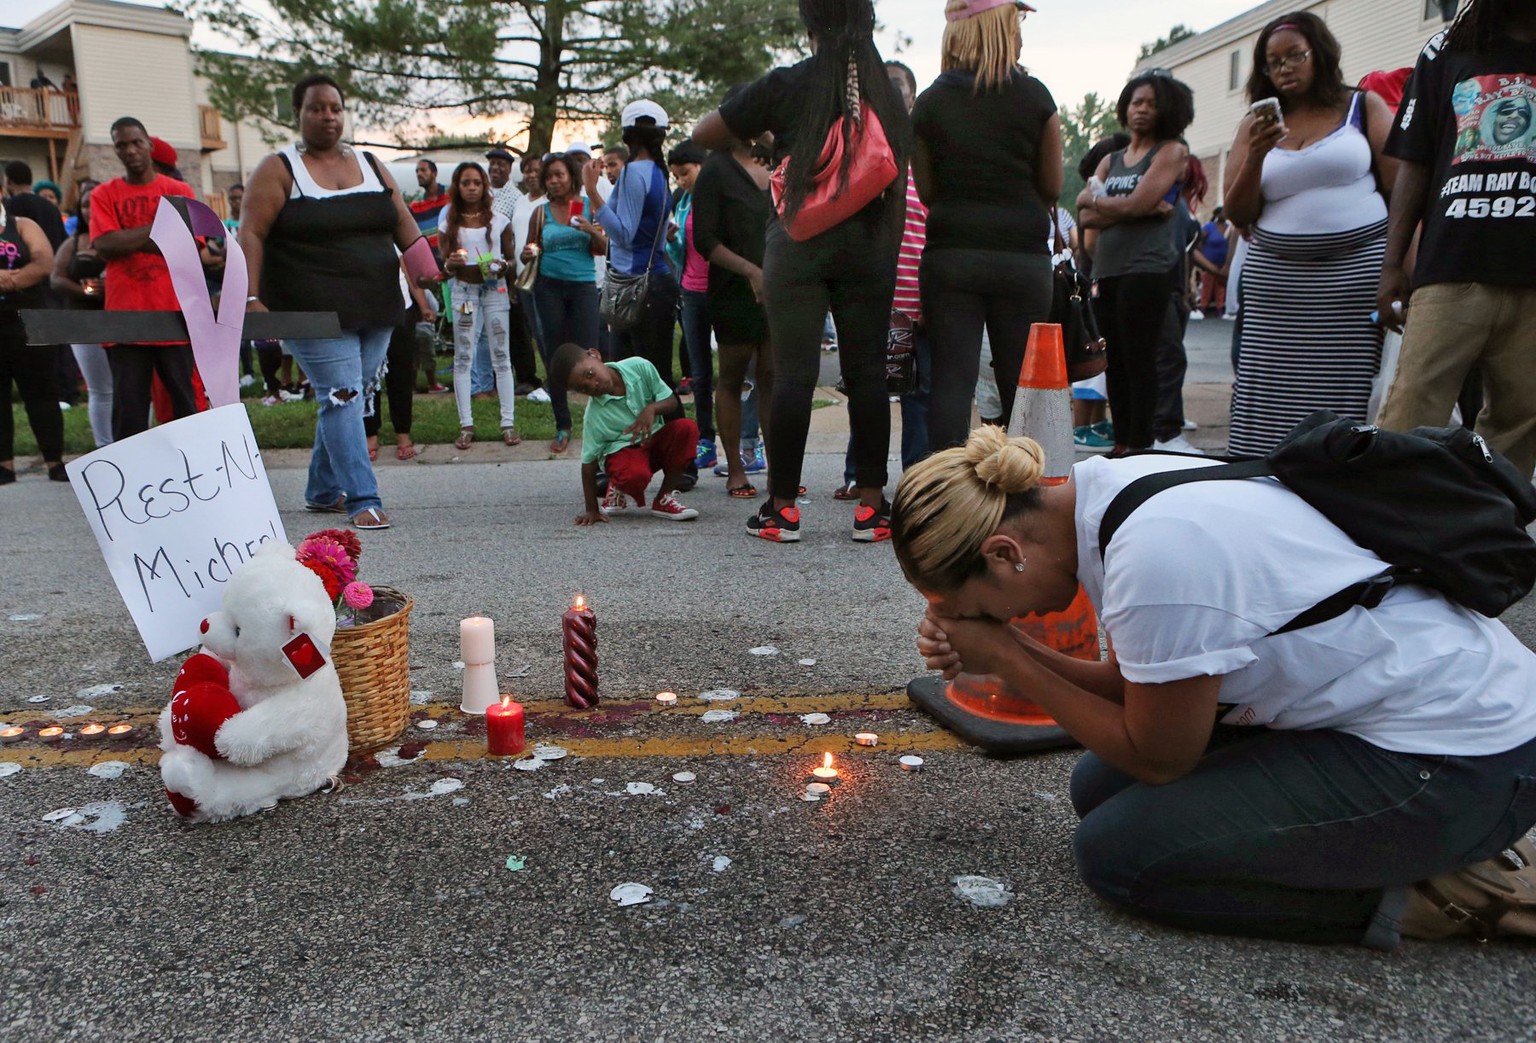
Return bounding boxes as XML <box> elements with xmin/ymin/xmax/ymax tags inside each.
<box><xmin>1134</xmin><ymin>0</ymin><xmax>1452</xmax><ymax>210</ymax></box>
<box><xmin>0</xmin><ymin>0</ymin><xmax>280</xmax><ymax>212</ymax></box>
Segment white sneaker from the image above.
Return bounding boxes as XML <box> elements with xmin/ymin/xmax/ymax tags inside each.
<box><xmin>650</xmin><ymin>492</ymin><xmax>699</xmax><ymax>521</ymax></box>
<box><xmin>1221</xmin><ymin>313</ymin><xmax>1237</xmax><ymax>321</ymax></box>
<box><xmin>527</xmin><ymin>387</ymin><xmax>551</xmax><ymax>404</ymax></box>
<box><xmin>1182</xmin><ymin>419</ymin><xmax>1199</xmax><ymax>431</ymax></box>
<box><xmin>1153</xmin><ymin>434</ymin><xmax>1202</xmax><ymax>455</ymax></box>
<box><xmin>1188</xmin><ymin>310</ymin><xmax>1205</xmax><ymax>321</ymax></box>
<box><xmin>600</xmin><ymin>485</ymin><xmax>631</xmax><ymax>514</ymax></box>
<box><xmin>239</xmin><ymin>374</ymin><xmax>257</xmax><ymax>388</ymax></box>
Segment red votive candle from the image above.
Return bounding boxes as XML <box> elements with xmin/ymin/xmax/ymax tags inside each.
<box><xmin>486</xmin><ymin>695</ymin><xmax>525</xmax><ymax>757</ymax></box>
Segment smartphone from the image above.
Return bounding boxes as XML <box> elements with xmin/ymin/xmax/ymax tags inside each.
<box><xmin>1250</xmin><ymin>98</ymin><xmax>1283</xmax><ymax>125</ymax></box>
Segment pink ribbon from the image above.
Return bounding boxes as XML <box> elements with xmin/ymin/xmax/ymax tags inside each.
<box><xmin>149</xmin><ymin>197</ymin><xmax>249</xmax><ymax>409</ymax></box>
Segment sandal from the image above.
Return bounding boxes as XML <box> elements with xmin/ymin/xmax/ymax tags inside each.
<box><xmin>455</xmin><ymin>427</ymin><xmax>475</xmax><ymax>451</ymax></box>
<box><xmin>351</xmin><ymin>507</ymin><xmax>391</xmax><ymax>531</ymax></box>
<box><xmin>727</xmin><ymin>482</ymin><xmax>758</xmax><ymax>499</ymax></box>
<box><xmin>833</xmin><ymin>481</ymin><xmax>859</xmax><ymax>501</ymax></box>
<box><xmin>396</xmin><ymin>442</ymin><xmax>418</xmax><ymax>461</ymax></box>
<box><xmin>551</xmin><ymin>430</ymin><xmax>571</xmax><ymax>454</ymax></box>
<box><xmin>1407</xmin><ymin>838</ymin><xmax>1536</xmax><ymax>941</ymax></box>
<box><xmin>304</xmin><ymin>496</ymin><xmax>347</xmax><ymax>514</ymax></box>
<box><xmin>502</xmin><ymin>427</ymin><xmax>522</xmax><ymax>446</ymax></box>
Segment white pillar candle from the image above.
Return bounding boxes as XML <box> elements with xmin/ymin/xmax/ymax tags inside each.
<box><xmin>460</xmin><ymin>616</ymin><xmax>496</xmax><ymax>664</ymax></box>
<box><xmin>460</xmin><ymin>617</ymin><xmax>500</xmax><ymax>714</ymax></box>
<box><xmin>461</xmin><ymin>664</ymin><xmax>500</xmax><ymax>715</ymax></box>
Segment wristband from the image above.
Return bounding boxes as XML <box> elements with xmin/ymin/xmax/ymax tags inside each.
<box><xmin>246</xmin><ymin>295</ymin><xmax>260</xmax><ymax>302</ymax></box>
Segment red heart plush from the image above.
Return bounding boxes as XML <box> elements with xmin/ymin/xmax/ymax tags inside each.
<box><xmin>175</xmin><ymin>653</ymin><xmax>229</xmax><ymax>692</ymax></box>
<box><xmin>169</xmin><ymin>681</ymin><xmax>241</xmax><ymax>759</ymax></box>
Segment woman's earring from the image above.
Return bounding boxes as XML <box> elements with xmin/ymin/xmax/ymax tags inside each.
<box><xmin>1014</xmin><ymin>562</ymin><xmax>1026</xmax><ymax>573</ymax></box>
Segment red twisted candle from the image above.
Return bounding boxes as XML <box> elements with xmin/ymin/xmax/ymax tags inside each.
<box><xmin>562</xmin><ymin>593</ymin><xmax>599</xmax><ymax>709</ymax></box>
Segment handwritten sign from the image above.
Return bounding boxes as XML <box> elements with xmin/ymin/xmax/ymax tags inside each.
<box><xmin>66</xmin><ymin>405</ymin><xmax>287</xmax><ymax>662</ymax></box>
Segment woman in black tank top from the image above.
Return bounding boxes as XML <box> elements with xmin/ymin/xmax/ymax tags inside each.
<box><xmin>0</xmin><ymin>203</ymin><xmax>65</xmax><ymax>483</ymax></box>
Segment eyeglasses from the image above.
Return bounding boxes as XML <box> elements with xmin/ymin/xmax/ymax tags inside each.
<box><xmin>1265</xmin><ymin>50</ymin><xmax>1312</xmax><ymax>76</ymax></box>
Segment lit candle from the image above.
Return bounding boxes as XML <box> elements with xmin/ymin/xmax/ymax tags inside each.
<box><xmin>655</xmin><ymin>691</ymin><xmax>677</xmax><ymax>706</ymax></box>
<box><xmin>459</xmin><ymin>616</ymin><xmax>499</xmax><ymax>715</ymax></box>
<box><xmin>0</xmin><ymin>726</ymin><xmax>23</xmax><ymax>744</ymax></box>
<box><xmin>107</xmin><ymin>724</ymin><xmax>134</xmax><ymax>738</ymax></box>
<box><xmin>38</xmin><ymin>726</ymin><xmax>64</xmax><ymax>743</ymax></box>
<box><xmin>78</xmin><ymin>723</ymin><xmax>107</xmax><ymax>741</ymax></box>
<box><xmin>812</xmin><ymin>752</ymin><xmax>838</xmax><ymax>780</ymax></box>
<box><xmin>855</xmin><ymin>732</ymin><xmax>878</xmax><ymax>747</ymax></box>
<box><xmin>485</xmin><ymin>695</ymin><xmax>526</xmax><ymax>757</ymax></box>
<box><xmin>562</xmin><ymin>593</ymin><xmax>599</xmax><ymax>710</ymax></box>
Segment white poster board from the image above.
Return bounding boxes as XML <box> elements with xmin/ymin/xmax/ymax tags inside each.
<box><xmin>66</xmin><ymin>404</ymin><xmax>288</xmax><ymax>662</ymax></box>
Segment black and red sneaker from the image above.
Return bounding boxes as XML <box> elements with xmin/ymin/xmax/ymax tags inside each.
<box><xmin>747</xmin><ymin>502</ymin><xmax>801</xmax><ymax>542</ymax></box>
<box><xmin>851</xmin><ymin>499</ymin><xmax>892</xmax><ymax>543</ymax></box>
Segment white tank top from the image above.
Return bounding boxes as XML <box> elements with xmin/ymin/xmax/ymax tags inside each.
<box><xmin>1258</xmin><ymin>92</ymin><xmax>1386</xmax><ymax>235</ymax></box>
<box><xmin>281</xmin><ymin>144</ymin><xmax>384</xmax><ymax>199</ymax></box>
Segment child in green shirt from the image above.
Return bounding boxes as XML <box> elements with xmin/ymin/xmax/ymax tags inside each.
<box><xmin>549</xmin><ymin>344</ymin><xmax>701</xmax><ymax>525</ymax></box>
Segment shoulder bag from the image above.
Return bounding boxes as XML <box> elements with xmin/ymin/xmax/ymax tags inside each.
<box><xmin>513</xmin><ymin>205</ymin><xmax>545</xmax><ymax>293</ymax></box>
<box><xmin>600</xmin><ymin>169</ymin><xmax>664</xmax><ymax>332</ymax></box>
<box><xmin>1048</xmin><ymin>207</ymin><xmax>1108</xmax><ymax>382</ymax></box>
<box><xmin>770</xmin><ymin>102</ymin><xmax>898</xmax><ymax>242</ymax></box>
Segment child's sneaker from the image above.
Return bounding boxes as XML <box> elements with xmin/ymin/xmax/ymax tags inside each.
<box><xmin>695</xmin><ymin>439</ymin><xmax>718</xmax><ymax>470</ymax></box>
<box><xmin>1091</xmin><ymin>419</ymin><xmax>1115</xmax><ymax>443</ymax></box>
<box><xmin>747</xmin><ymin>502</ymin><xmax>800</xmax><ymax>542</ymax></box>
<box><xmin>600</xmin><ymin>485</ymin><xmax>631</xmax><ymax>515</ymax></box>
<box><xmin>743</xmin><ymin>444</ymin><xmax>767</xmax><ymax>474</ymax></box>
<box><xmin>851</xmin><ymin>499</ymin><xmax>892</xmax><ymax>543</ymax></box>
<box><xmin>1074</xmin><ymin>424</ymin><xmax>1114</xmax><ymax>449</ymax></box>
<box><xmin>650</xmin><ymin>492</ymin><xmax>699</xmax><ymax>521</ymax></box>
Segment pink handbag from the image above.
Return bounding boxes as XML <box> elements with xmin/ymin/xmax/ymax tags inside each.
<box><xmin>770</xmin><ymin>103</ymin><xmax>898</xmax><ymax>242</ymax></box>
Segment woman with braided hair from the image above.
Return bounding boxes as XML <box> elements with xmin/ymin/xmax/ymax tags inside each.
<box><xmin>694</xmin><ymin>0</ymin><xmax>913</xmax><ymax>544</ymax></box>
<box><xmin>889</xmin><ymin>425</ymin><xmax>1536</xmax><ymax>947</ymax></box>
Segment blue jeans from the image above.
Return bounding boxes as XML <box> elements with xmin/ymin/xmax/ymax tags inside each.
<box><xmin>1071</xmin><ymin>725</ymin><xmax>1536</xmax><ymax>948</ymax></box>
<box><xmin>679</xmin><ymin>288</ymin><xmax>715</xmax><ymax>441</ymax></box>
<box><xmin>451</xmin><ymin>280</ymin><xmax>515</xmax><ymax>428</ymax></box>
<box><xmin>283</xmin><ymin>327</ymin><xmax>393</xmax><ymax>516</ymax></box>
<box><xmin>533</xmin><ymin>275</ymin><xmax>600</xmax><ymax>431</ymax></box>
<box><xmin>844</xmin><ymin>323</ymin><xmax>932</xmax><ymax>484</ymax></box>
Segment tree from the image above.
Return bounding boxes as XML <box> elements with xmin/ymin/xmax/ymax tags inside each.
<box><xmin>1137</xmin><ymin>23</ymin><xmax>1196</xmax><ymax>62</ymax></box>
<box><xmin>186</xmin><ymin>0</ymin><xmax>801</xmax><ymax>156</ymax></box>
<box><xmin>1057</xmin><ymin>91</ymin><xmax>1121</xmax><ymax>211</ymax></box>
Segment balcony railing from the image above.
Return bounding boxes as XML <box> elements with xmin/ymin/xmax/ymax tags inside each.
<box><xmin>0</xmin><ymin>86</ymin><xmax>77</xmax><ymax>134</ymax></box>
<box><xmin>199</xmin><ymin>104</ymin><xmax>226</xmax><ymax>150</ymax></box>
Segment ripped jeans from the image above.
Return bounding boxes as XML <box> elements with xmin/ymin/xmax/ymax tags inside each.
<box><xmin>283</xmin><ymin>327</ymin><xmax>392</xmax><ymax>517</ymax></box>
<box><xmin>451</xmin><ymin>279</ymin><xmax>516</xmax><ymax>429</ymax></box>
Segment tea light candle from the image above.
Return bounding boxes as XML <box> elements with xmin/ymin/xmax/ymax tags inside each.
<box><xmin>0</xmin><ymin>726</ymin><xmax>24</xmax><ymax>744</ymax></box>
<box><xmin>485</xmin><ymin>695</ymin><xmax>526</xmax><ymax>757</ymax></box>
<box><xmin>900</xmin><ymin>755</ymin><xmax>924</xmax><ymax>772</ymax></box>
<box><xmin>78</xmin><ymin>723</ymin><xmax>107</xmax><ymax>741</ymax></box>
<box><xmin>811</xmin><ymin>752</ymin><xmax>838</xmax><ymax>780</ymax></box>
<box><xmin>854</xmin><ymin>732</ymin><xmax>878</xmax><ymax>747</ymax></box>
<box><xmin>655</xmin><ymin>691</ymin><xmax>677</xmax><ymax>706</ymax></box>
<box><xmin>38</xmin><ymin>726</ymin><xmax>64</xmax><ymax>744</ymax></box>
<box><xmin>107</xmin><ymin>724</ymin><xmax>134</xmax><ymax>738</ymax></box>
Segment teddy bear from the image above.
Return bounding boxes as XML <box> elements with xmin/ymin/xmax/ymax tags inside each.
<box><xmin>158</xmin><ymin>541</ymin><xmax>349</xmax><ymax>824</ymax></box>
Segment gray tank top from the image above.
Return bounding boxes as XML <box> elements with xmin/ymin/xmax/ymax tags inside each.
<box><xmin>1093</xmin><ymin>144</ymin><xmax>1179</xmax><ymax>279</ymax></box>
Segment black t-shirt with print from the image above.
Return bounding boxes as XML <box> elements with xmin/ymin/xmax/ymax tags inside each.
<box><xmin>911</xmin><ymin>68</ymin><xmax>1057</xmax><ymax>254</ymax></box>
<box><xmin>1387</xmin><ymin>30</ymin><xmax>1536</xmax><ymax>289</ymax></box>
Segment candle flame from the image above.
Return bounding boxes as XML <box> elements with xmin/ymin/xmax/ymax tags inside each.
<box><xmin>500</xmin><ymin>695</ymin><xmax>511</xmax><ymax>710</ymax></box>
<box><xmin>107</xmin><ymin>724</ymin><xmax>133</xmax><ymax>735</ymax></box>
<box><xmin>822</xmin><ymin>752</ymin><xmax>833</xmax><ymax>769</ymax></box>
<box><xmin>572</xmin><ymin>593</ymin><xmax>586</xmax><ymax>611</ymax></box>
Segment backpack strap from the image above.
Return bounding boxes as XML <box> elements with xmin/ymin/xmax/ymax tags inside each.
<box><xmin>1097</xmin><ymin>458</ymin><xmax>1399</xmax><ymax>635</ymax></box>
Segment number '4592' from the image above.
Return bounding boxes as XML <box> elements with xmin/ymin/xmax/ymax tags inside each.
<box><xmin>1444</xmin><ymin>196</ymin><xmax>1536</xmax><ymax>219</ymax></box>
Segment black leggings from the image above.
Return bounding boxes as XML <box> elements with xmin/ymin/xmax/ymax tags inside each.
<box><xmin>108</xmin><ymin>342</ymin><xmax>197</xmax><ymax>441</ymax></box>
<box><xmin>365</xmin><ymin>319</ymin><xmax>417</xmax><ymax>438</ymax></box>
<box><xmin>0</xmin><ymin>320</ymin><xmax>64</xmax><ymax>462</ymax></box>
<box><xmin>762</xmin><ymin>218</ymin><xmax>896</xmax><ymax>501</ymax></box>
<box><xmin>1094</xmin><ymin>272</ymin><xmax>1170</xmax><ymax>450</ymax></box>
<box><xmin>611</xmin><ymin>271</ymin><xmax>681</xmax><ymax>388</ymax></box>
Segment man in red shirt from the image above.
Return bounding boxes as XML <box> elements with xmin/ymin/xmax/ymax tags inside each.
<box><xmin>90</xmin><ymin>116</ymin><xmax>198</xmax><ymax>440</ymax></box>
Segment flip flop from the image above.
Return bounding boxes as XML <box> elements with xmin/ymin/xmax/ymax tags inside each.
<box><xmin>727</xmin><ymin>482</ymin><xmax>758</xmax><ymax>499</ymax></box>
<box><xmin>455</xmin><ymin>428</ymin><xmax>475</xmax><ymax>451</ymax></box>
<box><xmin>551</xmin><ymin>430</ymin><xmax>571</xmax><ymax>454</ymax></box>
<box><xmin>503</xmin><ymin>427</ymin><xmax>522</xmax><ymax>446</ymax></box>
<box><xmin>368</xmin><ymin>445</ymin><xmax>379</xmax><ymax>461</ymax></box>
<box><xmin>351</xmin><ymin>507</ymin><xmax>391</xmax><ymax>531</ymax></box>
<box><xmin>304</xmin><ymin>496</ymin><xmax>347</xmax><ymax>514</ymax></box>
<box><xmin>396</xmin><ymin>443</ymin><xmax>418</xmax><ymax>461</ymax></box>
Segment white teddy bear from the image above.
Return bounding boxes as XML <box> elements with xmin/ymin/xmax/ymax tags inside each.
<box><xmin>158</xmin><ymin>541</ymin><xmax>349</xmax><ymax>824</ymax></box>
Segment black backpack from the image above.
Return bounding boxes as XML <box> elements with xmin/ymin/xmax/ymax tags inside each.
<box><xmin>1098</xmin><ymin>412</ymin><xmax>1536</xmax><ymax>634</ymax></box>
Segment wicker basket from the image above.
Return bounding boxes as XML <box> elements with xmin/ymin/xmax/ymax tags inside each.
<box><xmin>332</xmin><ymin>586</ymin><xmax>414</xmax><ymax>752</ymax></box>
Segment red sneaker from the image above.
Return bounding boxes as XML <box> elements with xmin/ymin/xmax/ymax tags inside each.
<box><xmin>747</xmin><ymin>502</ymin><xmax>801</xmax><ymax>542</ymax></box>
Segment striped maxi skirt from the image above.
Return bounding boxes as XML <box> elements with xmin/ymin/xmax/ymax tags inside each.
<box><xmin>1228</xmin><ymin>220</ymin><xmax>1387</xmax><ymax>457</ymax></box>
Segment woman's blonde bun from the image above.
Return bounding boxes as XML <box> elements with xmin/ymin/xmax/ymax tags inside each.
<box><xmin>965</xmin><ymin>426</ymin><xmax>1045</xmax><ymax>496</ymax></box>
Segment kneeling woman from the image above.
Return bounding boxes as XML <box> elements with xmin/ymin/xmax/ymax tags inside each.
<box><xmin>891</xmin><ymin>426</ymin><xmax>1536</xmax><ymax>947</ymax></box>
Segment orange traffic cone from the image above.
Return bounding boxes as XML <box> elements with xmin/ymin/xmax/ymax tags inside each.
<box><xmin>908</xmin><ymin>322</ymin><xmax>1096</xmax><ymax>753</ymax></box>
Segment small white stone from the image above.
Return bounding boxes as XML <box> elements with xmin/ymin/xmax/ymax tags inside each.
<box><xmin>712</xmin><ymin>856</ymin><xmax>732</xmax><ymax>873</ymax></box>
<box><xmin>671</xmin><ymin>772</ymin><xmax>696</xmax><ymax>784</ymax></box>
<box><xmin>748</xmin><ymin>645</ymin><xmax>779</xmax><ymax>657</ymax></box>
<box><xmin>798</xmin><ymin>658</ymin><xmax>817</xmax><ymax>667</ymax></box>
<box><xmin>512</xmin><ymin>758</ymin><xmax>544</xmax><ymax>772</ymax></box>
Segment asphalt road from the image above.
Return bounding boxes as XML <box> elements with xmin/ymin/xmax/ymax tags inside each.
<box><xmin>2</xmin><ymin>347</ymin><xmax>1532</xmax><ymax>1042</ymax></box>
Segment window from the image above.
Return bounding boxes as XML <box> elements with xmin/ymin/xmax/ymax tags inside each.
<box><xmin>0</xmin><ymin>62</ymin><xmax>12</xmax><ymax>88</ymax></box>
<box><xmin>1229</xmin><ymin>50</ymin><xmax>1242</xmax><ymax>91</ymax></box>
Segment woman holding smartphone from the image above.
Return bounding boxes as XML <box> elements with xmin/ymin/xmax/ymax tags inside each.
<box><xmin>1222</xmin><ymin>12</ymin><xmax>1397</xmax><ymax>457</ymax></box>
<box><xmin>522</xmin><ymin>152</ymin><xmax>606</xmax><ymax>453</ymax></box>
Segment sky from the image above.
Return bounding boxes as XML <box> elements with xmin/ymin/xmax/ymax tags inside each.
<box><xmin>8</xmin><ymin>0</ymin><xmax>1264</xmax><ymax>135</ymax></box>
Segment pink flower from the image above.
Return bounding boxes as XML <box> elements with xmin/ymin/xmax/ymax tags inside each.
<box><xmin>297</xmin><ymin>537</ymin><xmax>358</xmax><ymax>587</ymax></box>
<box><xmin>342</xmin><ymin>582</ymin><xmax>374</xmax><ymax>611</ymax></box>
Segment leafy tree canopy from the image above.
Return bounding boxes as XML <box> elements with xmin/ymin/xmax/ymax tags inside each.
<box><xmin>1137</xmin><ymin>23</ymin><xmax>1196</xmax><ymax>62</ymax></box>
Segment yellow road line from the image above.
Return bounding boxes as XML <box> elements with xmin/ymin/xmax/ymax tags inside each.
<box><xmin>3</xmin><ymin>728</ymin><xmax>970</xmax><ymax>770</ymax></box>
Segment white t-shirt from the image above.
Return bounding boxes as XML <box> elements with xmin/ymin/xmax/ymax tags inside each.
<box><xmin>510</xmin><ymin>192</ymin><xmax>545</xmax><ymax>277</ymax></box>
<box><xmin>1071</xmin><ymin>454</ymin><xmax>1536</xmax><ymax>756</ymax></box>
